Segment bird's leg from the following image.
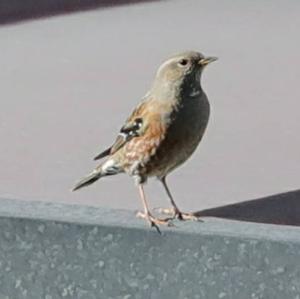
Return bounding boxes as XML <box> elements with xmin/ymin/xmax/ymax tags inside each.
<box><xmin>136</xmin><ymin>184</ymin><xmax>173</xmax><ymax>233</ymax></box>
<box><xmin>157</xmin><ymin>177</ymin><xmax>203</xmax><ymax>221</ymax></box>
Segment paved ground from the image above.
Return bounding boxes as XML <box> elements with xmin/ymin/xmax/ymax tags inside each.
<box><xmin>0</xmin><ymin>0</ymin><xmax>299</xmax><ymax>212</ymax></box>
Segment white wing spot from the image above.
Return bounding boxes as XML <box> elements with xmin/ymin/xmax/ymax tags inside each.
<box><xmin>102</xmin><ymin>159</ymin><xmax>115</xmax><ymax>172</ymax></box>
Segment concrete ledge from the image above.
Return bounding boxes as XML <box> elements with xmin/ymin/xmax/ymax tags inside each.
<box><xmin>1</xmin><ymin>198</ymin><xmax>300</xmax><ymax>299</ymax></box>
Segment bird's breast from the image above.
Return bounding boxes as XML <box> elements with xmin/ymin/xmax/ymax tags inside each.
<box><xmin>120</xmin><ymin>93</ymin><xmax>210</xmax><ymax>179</ymax></box>
<box><xmin>146</xmin><ymin>93</ymin><xmax>210</xmax><ymax>177</ymax></box>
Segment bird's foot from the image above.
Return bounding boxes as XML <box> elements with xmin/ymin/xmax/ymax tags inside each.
<box><xmin>155</xmin><ymin>207</ymin><xmax>203</xmax><ymax>222</ymax></box>
<box><xmin>136</xmin><ymin>211</ymin><xmax>174</xmax><ymax>234</ymax></box>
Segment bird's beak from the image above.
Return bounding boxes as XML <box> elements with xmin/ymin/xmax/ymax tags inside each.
<box><xmin>199</xmin><ymin>56</ymin><xmax>218</xmax><ymax>66</ymax></box>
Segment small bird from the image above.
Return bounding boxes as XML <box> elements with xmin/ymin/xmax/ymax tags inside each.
<box><xmin>72</xmin><ymin>51</ymin><xmax>217</xmax><ymax>233</ymax></box>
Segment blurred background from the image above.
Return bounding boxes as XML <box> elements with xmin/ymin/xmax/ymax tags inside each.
<box><xmin>0</xmin><ymin>0</ymin><xmax>299</xmax><ymax>213</ymax></box>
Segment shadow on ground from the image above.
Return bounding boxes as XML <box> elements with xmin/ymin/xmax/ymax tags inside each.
<box><xmin>195</xmin><ymin>189</ymin><xmax>300</xmax><ymax>226</ymax></box>
<box><xmin>0</xmin><ymin>0</ymin><xmax>161</xmax><ymax>25</ymax></box>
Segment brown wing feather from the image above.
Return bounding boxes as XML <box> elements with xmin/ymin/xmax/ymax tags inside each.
<box><xmin>93</xmin><ymin>101</ymin><xmax>148</xmax><ymax>160</ymax></box>
<box><xmin>120</xmin><ymin>112</ymin><xmax>167</xmax><ymax>174</ymax></box>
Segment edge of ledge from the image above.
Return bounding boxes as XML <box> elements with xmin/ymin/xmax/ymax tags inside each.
<box><xmin>1</xmin><ymin>197</ymin><xmax>300</xmax><ymax>244</ymax></box>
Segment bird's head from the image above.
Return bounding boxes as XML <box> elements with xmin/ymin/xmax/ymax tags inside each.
<box><xmin>153</xmin><ymin>51</ymin><xmax>217</xmax><ymax>96</ymax></box>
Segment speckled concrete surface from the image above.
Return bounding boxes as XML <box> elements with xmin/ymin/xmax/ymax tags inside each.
<box><xmin>1</xmin><ymin>198</ymin><xmax>300</xmax><ymax>298</ymax></box>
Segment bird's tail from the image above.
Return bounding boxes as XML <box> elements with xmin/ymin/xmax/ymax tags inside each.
<box><xmin>72</xmin><ymin>170</ymin><xmax>102</xmax><ymax>191</ymax></box>
<box><xmin>72</xmin><ymin>158</ymin><xmax>121</xmax><ymax>192</ymax></box>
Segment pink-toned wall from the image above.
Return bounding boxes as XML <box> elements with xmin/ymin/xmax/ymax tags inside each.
<box><xmin>0</xmin><ymin>0</ymin><xmax>299</xmax><ymax>212</ymax></box>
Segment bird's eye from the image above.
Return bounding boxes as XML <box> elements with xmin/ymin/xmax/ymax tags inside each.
<box><xmin>178</xmin><ymin>59</ymin><xmax>188</xmax><ymax>66</ymax></box>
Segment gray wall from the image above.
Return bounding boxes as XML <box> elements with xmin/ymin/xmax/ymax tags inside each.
<box><xmin>1</xmin><ymin>198</ymin><xmax>300</xmax><ymax>299</ymax></box>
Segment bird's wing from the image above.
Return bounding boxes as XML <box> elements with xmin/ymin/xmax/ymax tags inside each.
<box><xmin>93</xmin><ymin>101</ymin><xmax>147</xmax><ymax>160</ymax></box>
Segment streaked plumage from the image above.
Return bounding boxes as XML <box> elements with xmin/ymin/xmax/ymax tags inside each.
<box><xmin>73</xmin><ymin>51</ymin><xmax>217</xmax><ymax>233</ymax></box>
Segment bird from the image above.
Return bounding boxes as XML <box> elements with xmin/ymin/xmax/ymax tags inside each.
<box><xmin>72</xmin><ymin>51</ymin><xmax>217</xmax><ymax>233</ymax></box>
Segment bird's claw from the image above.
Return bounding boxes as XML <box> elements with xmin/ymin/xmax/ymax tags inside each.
<box><xmin>136</xmin><ymin>211</ymin><xmax>174</xmax><ymax>234</ymax></box>
<box><xmin>154</xmin><ymin>207</ymin><xmax>203</xmax><ymax>222</ymax></box>
<box><xmin>179</xmin><ymin>213</ymin><xmax>203</xmax><ymax>222</ymax></box>
<box><xmin>153</xmin><ymin>207</ymin><xmax>174</xmax><ymax>216</ymax></box>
